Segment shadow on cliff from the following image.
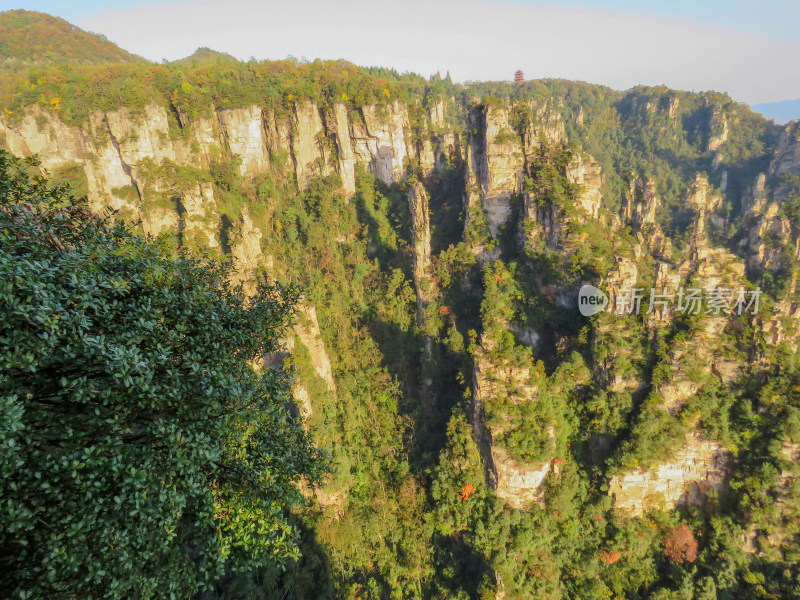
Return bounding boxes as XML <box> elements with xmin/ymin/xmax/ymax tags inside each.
<box><xmin>430</xmin><ymin>533</ymin><xmax>494</xmax><ymax>599</ymax></box>
<box><xmin>353</xmin><ymin>176</ymin><xmax>414</xmax><ymax>276</ymax></box>
<box><xmin>366</xmin><ymin>316</ymin><xmax>469</xmax><ymax>471</ymax></box>
<box><xmin>218</xmin><ymin>214</ymin><xmax>233</xmax><ymax>255</ymax></box>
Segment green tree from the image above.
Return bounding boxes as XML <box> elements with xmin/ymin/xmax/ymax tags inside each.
<box><xmin>0</xmin><ymin>151</ymin><xmax>325</xmax><ymax>598</ymax></box>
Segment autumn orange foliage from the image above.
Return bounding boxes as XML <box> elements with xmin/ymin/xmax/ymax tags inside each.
<box><xmin>664</xmin><ymin>524</ymin><xmax>698</xmax><ymax>564</ymax></box>
<box><xmin>460</xmin><ymin>483</ymin><xmax>475</xmax><ymax>500</ymax></box>
<box><xmin>599</xmin><ymin>550</ymin><xmax>619</xmax><ymax>564</ymax></box>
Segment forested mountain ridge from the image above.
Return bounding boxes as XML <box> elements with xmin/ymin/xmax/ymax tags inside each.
<box><xmin>0</xmin><ymin>10</ymin><xmax>145</xmax><ymax>65</ymax></box>
<box><xmin>2</xmin><ymin>10</ymin><xmax>800</xmax><ymax>599</ymax></box>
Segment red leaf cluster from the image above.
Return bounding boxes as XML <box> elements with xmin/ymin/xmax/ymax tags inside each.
<box><xmin>600</xmin><ymin>550</ymin><xmax>619</xmax><ymax>564</ymax></box>
<box><xmin>664</xmin><ymin>524</ymin><xmax>698</xmax><ymax>564</ymax></box>
<box><xmin>460</xmin><ymin>483</ymin><xmax>475</xmax><ymax>500</ymax></box>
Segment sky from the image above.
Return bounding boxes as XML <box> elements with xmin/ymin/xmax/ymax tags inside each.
<box><xmin>3</xmin><ymin>0</ymin><xmax>799</xmax><ymax>105</ymax></box>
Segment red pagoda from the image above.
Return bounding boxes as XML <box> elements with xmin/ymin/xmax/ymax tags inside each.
<box><xmin>514</xmin><ymin>70</ymin><xmax>524</xmax><ymax>83</ymax></box>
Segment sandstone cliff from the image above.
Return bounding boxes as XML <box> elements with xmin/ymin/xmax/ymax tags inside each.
<box><xmin>609</xmin><ymin>432</ymin><xmax>730</xmax><ymax>516</ymax></box>
<box><xmin>464</xmin><ymin>101</ymin><xmax>567</xmax><ymax>239</ymax></box>
<box><xmin>471</xmin><ymin>338</ymin><xmax>554</xmax><ymax>509</ymax></box>
<box><xmin>0</xmin><ymin>97</ymin><xmax>457</xmax><ymax>229</ymax></box>
<box><xmin>408</xmin><ymin>181</ymin><xmax>436</xmax><ymax>410</ymax></box>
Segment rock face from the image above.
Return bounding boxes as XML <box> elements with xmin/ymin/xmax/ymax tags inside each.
<box><xmin>705</xmin><ymin>104</ymin><xmax>729</xmax><ymax>153</ymax></box>
<box><xmin>0</xmin><ymin>95</ymin><xmax>456</xmax><ymax>516</ymax></box>
<box><xmin>229</xmin><ymin>209</ymin><xmax>266</xmax><ymax>291</ymax></box>
<box><xmin>488</xmin><ymin>444</ymin><xmax>551</xmax><ymax>509</ymax></box>
<box><xmin>520</xmin><ymin>150</ymin><xmax>604</xmax><ymax>258</ymax></box>
<box><xmin>464</xmin><ymin>101</ymin><xmax>567</xmax><ymax>238</ymax></box>
<box><xmin>565</xmin><ymin>153</ymin><xmax>603</xmax><ymax>220</ymax></box>
<box><xmin>622</xmin><ymin>177</ymin><xmax>657</xmax><ymax>230</ymax></box>
<box><xmin>4</xmin><ymin>85</ymin><xmax>794</xmax><ymax>530</ymax></box>
<box><xmin>0</xmin><ymin>98</ymin><xmax>455</xmax><ymax>219</ymax></box>
<box><xmin>739</xmin><ymin>121</ymin><xmax>800</xmax><ymax>351</ymax></box>
<box><xmin>179</xmin><ymin>182</ymin><xmax>220</xmax><ymax>249</ymax></box>
<box><xmin>408</xmin><ymin>181</ymin><xmax>433</xmax><ymax>313</ymax></box>
<box><xmin>408</xmin><ymin>181</ymin><xmax>436</xmax><ymax>410</ymax></box>
<box><xmin>743</xmin><ymin>122</ymin><xmax>800</xmax><ymax>272</ymax></box>
<box><xmin>291</xmin><ymin>100</ymin><xmax>329</xmax><ymax>187</ymax></box>
<box><xmin>603</xmin><ymin>173</ymin><xmax>748</xmax><ymax>512</ymax></box>
<box><xmin>293</xmin><ymin>304</ymin><xmax>337</xmax><ymax>398</ymax></box>
<box><xmin>470</xmin><ymin>105</ymin><xmax>524</xmax><ymax>236</ymax></box>
<box><xmin>356</xmin><ymin>101</ymin><xmax>411</xmax><ymax>184</ymax></box>
<box><xmin>218</xmin><ymin>106</ymin><xmax>270</xmax><ymax>176</ymax></box>
<box><xmin>471</xmin><ymin>336</ymin><xmax>553</xmax><ymax>509</ymax></box>
<box><xmin>223</xmin><ymin>210</ymin><xmax>336</xmax><ymax>424</ymax></box>
<box><xmin>287</xmin><ymin>304</ymin><xmax>337</xmax><ymax>421</ymax></box>
<box><xmin>330</xmin><ymin>103</ymin><xmax>357</xmax><ymax>193</ymax></box>
<box><xmin>609</xmin><ymin>433</ymin><xmax>730</xmax><ymax>516</ymax></box>
<box><xmin>460</xmin><ymin>102</ymin><xmax>757</xmax><ymax>518</ymax></box>
<box><xmin>262</xmin><ymin>302</ymin><xmax>336</xmax><ymax>423</ymax></box>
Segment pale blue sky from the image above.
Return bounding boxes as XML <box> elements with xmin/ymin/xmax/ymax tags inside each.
<box><xmin>3</xmin><ymin>0</ymin><xmax>799</xmax><ymax>104</ymax></box>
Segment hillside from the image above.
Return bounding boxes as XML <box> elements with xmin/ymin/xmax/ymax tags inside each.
<box><xmin>0</xmin><ymin>9</ymin><xmax>144</xmax><ymax>65</ymax></box>
<box><xmin>2</xmin><ymin>12</ymin><xmax>800</xmax><ymax>600</ymax></box>
<box><xmin>174</xmin><ymin>47</ymin><xmax>240</xmax><ymax>66</ymax></box>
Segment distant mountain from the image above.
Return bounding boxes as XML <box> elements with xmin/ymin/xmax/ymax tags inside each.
<box><xmin>174</xmin><ymin>47</ymin><xmax>240</xmax><ymax>66</ymax></box>
<box><xmin>752</xmin><ymin>98</ymin><xmax>800</xmax><ymax>124</ymax></box>
<box><xmin>0</xmin><ymin>9</ymin><xmax>145</xmax><ymax>65</ymax></box>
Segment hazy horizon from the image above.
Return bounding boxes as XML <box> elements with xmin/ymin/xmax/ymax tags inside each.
<box><xmin>2</xmin><ymin>0</ymin><xmax>799</xmax><ymax>106</ymax></box>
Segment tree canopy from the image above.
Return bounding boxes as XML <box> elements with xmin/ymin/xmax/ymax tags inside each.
<box><xmin>0</xmin><ymin>150</ymin><xmax>325</xmax><ymax>598</ymax></box>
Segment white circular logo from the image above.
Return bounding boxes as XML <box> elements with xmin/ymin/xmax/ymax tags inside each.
<box><xmin>578</xmin><ymin>285</ymin><xmax>608</xmax><ymax>316</ymax></box>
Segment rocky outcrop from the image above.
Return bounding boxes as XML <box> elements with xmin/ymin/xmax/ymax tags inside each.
<box><xmin>408</xmin><ymin>181</ymin><xmax>436</xmax><ymax>410</ymax></box>
<box><xmin>261</xmin><ymin>302</ymin><xmax>337</xmax><ymax>423</ymax></box>
<box><xmin>769</xmin><ymin>122</ymin><xmax>800</xmax><ymax>181</ymax></box>
<box><xmin>471</xmin><ymin>336</ymin><xmax>553</xmax><ymax>509</ymax></box>
<box><xmin>621</xmin><ymin>177</ymin><xmax>657</xmax><ymax>230</ymax></box>
<box><xmin>0</xmin><ymin>98</ymin><xmax>454</xmax><ymax>217</ymax></box>
<box><xmin>489</xmin><ymin>444</ymin><xmax>551</xmax><ymax>509</ymax></box>
<box><xmin>742</xmin><ymin>122</ymin><xmax>800</xmax><ymax>273</ymax></box>
<box><xmin>408</xmin><ymin>181</ymin><xmax>433</xmax><ymax>312</ymax></box>
<box><xmin>330</xmin><ymin>103</ymin><xmax>357</xmax><ymax>193</ymax></box>
<box><xmin>293</xmin><ymin>304</ymin><xmax>337</xmax><ymax>399</ymax></box>
<box><xmin>705</xmin><ymin>104</ymin><xmax>729</xmax><ymax>153</ymax></box>
<box><xmin>229</xmin><ymin>209</ymin><xmax>266</xmax><ymax>291</ymax></box>
<box><xmin>464</xmin><ymin>101</ymin><xmax>567</xmax><ymax>238</ymax></box>
<box><xmin>291</xmin><ymin>100</ymin><xmax>329</xmax><ymax>187</ymax></box>
<box><xmin>609</xmin><ymin>432</ymin><xmax>730</xmax><ymax>515</ymax></box>
<box><xmin>105</xmin><ymin>104</ymin><xmax>177</xmax><ymax>166</ymax></box>
<box><xmin>520</xmin><ymin>150</ymin><xmax>603</xmax><ymax>256</ymax></box>
<box><xmin>650</xmin><ymin>177</ymin><xmax>744</xmax><ymax>412</ymax></box>
<box><xmin>603</xmin><ymin>256</ymin><xmax>639</xmax><ymax>314</ymax></box>
<box><xmin>475</xmin><ymin>105</ymin><xmax>524</xmax><ymax>236</ymax></box>
<box><xmin>565</xmin><ymin>153</ymin><xmax>602</xmax><ymax>219</ymax></box>
<box><xmin>618</xmin><ymin>176</ymin><xmax>673</xmax><ymax>260</ymax></box>
<box><xmin>179</xmin><ymin>182</ymin><xmax>220</xmax><ymax>249</ymax></box>
<box><xmin>355</xmin><ymin>101</ymin><xmax>410</xmax><ymax>184</ymax></box>
<box><xmin>737</xmin><ymin>125</ymin><xmax>800</xmax><ymax>351</ymax></box>
<box><xmin>217</xmin><ymin>106</ymin><xmax>269</xmax><ymax>176</ymax></box>
<box><xmin>606</xmin><ymin>174</ymin><xmax>746</xmax><ymax>512</ymax></box>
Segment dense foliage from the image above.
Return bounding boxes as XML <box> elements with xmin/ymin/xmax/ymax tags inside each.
<box><xmin>0</xmin><ymin>151</ymin><xmax>324</xmax><ymax>598</ymax></box>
